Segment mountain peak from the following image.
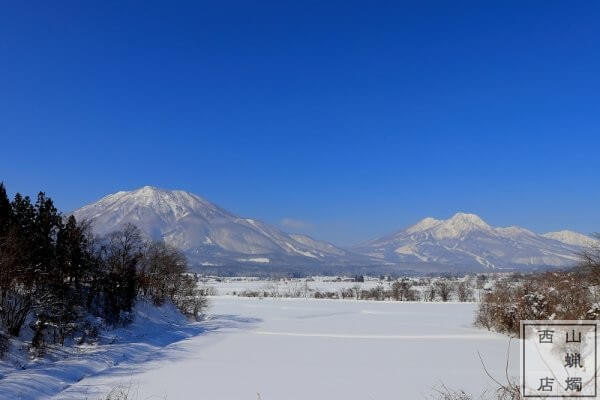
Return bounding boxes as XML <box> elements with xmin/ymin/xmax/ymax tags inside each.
<box><xmin>131</xmin><ymin>185</ymin><xmax>190</xmax><ymax>199</ymax></box>
<box><xmin>72</xmin><ymin>187</ymin><xmax>359</xmax><ymax>270</ymax></box>
<box><xmin>404</xmin><ymin>212</ymin><xmax>490</xmax><ymax>238</ymax></box>
<box><xmin>447</xmin><ymin>212</ymin><xmax>489</xmax><ymax>228</ymax></box>
<box><xmin>406</xmin><ymin>217</ymin><xmax>441</xmax><ymax>233</ymax></box>
<box><xmin>354</xmin><ymin>212</ymin><xmax>588</xmax><ymax>271</ymax></box>
<box><xmin>73</xmin><ymin>186</ymin><xmax>230</xmax><ymax>233</ymax></box>
<box><xmin>123</xmin><ymin>186</ymin><xmax>216</xmax><ymax>208</ymax></box>
<box><xmin>434</xmin><ymin>212</ymin><xmax>491</xmax><ymax>239</ymax></box>
<box><xmin>137</xmin><ymin>185</ymin><xmax>161</xmax><ymax>192</ymax></box>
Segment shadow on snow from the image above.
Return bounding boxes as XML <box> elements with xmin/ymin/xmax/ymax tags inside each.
<box><xmin>0</xmin><ymin>311</ymin><xmax>261</xmax><ymax>400</ymax></box>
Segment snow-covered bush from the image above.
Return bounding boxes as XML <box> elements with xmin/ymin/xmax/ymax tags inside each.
<box><xmin>476</xmin><ymin>270</ymin><xmax>595</xmax><ymax>336</ymax></box>
<box><xmin>313</xmin><ymin>290</ymin><xmax>338</xmax><ymax>299</ymax></box>
<box><xmin>172</xmin><ymin>274</ymin><xmax>209</xmax><ymax>319</ymax></box>
<box><xmin>391</xmin><ymin>278</ymin><xmax>421</xmax><ymax>301</ymax></box>
<box><xmin>435</xmin><ymin>280</ymin><xmax>454</xmax><ymax>302</ymax></box>
<box><xmin>456</xmin><ymin>281</ymin><xmax>474</xmax><ymax>302</ymax></box>
<box><xmin>103</xmin><ymin>383</ymin><xmax>135</xmax><ymax>400</ymax></box>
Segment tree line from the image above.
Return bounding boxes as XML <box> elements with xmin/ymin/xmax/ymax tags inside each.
<box><xmin>476</xmin><ymin>239</ymin><xmax>600</xmax><ymax>336</ymax></box>
<box><xmin>0</xmin><ymin>182</ymin><xmax>206</xmax><ymax>354</ymax></box>
<box><xmin>234</xmin><ymin>277</ymin><xmax>478</xmax><ymax>302</ymax></box>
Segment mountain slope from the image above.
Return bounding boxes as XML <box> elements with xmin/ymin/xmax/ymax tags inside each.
<box><xmin>353</xmin><ymin>212</ymin><xmax>592</xmax><ymax>271</ymax></box>
<box><xmin>542</xmin><ymin>230</ymin><xmax>599</xmax><ymax>248</ymax></box>
<box><xmin>72</xmin><ymin>186</ymin><xmax>372</xmax><ymax>271</ymax></box>
<box><xmin>73</xmin><ymin>190</ymin><xmax>594</xmax><ymax>273</ymax></box>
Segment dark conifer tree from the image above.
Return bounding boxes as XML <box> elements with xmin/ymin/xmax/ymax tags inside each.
<box><xmin>0</xmin><ymin>183</ymin><xmax>11</xmax><ymax>237</ymax></box>
<box><xmin>32</xmin><ymin>192</ymin><xmax>61</xmax><ymax>279</ymax></box>
<box><xmin>10</xmin><ymin>193</ymin><xmax>35</xmax><ymax>274</ymax></box>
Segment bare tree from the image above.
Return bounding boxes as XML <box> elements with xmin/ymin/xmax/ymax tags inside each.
<box><xmin>139</xmin><ymin>241</ymin><xmax>187</xmax><ymax>305</ymax></box>
<box><xmin>425</xmin><ymin>284</ymin><xmax>437</xmax><ymax>301</ymax></box>
<box><xmin>432</xmin><ymin>340</ymin><xmax>523</xmax><ymax>400</ymax></box>
<box><xmin>456</xmin><ymin>281</ymin><xmax>473</xmax><ymax>302</ymax></box>
<box><xmin>101</xmin><ymin>223</ymin><xmax>145</xmax><ymax>322</ymax></box>
<box><xmin>579</xmin><ymin>233</ymin><xmax>600</xmax><ymax>285</ymax></box>
<box><xmin>435</xmin><ymin>280</ymin><xmax>454</xmax><ymax>302</ymax></box>
<box><xmin>351</xmin><ymin>284</ymin><xmax>362</xmax><ymax>300</ymax></box>
<box><xmin>391</xmin><ymin>281</ymin><xmax>402</xmax><ymax>300</ymax></box>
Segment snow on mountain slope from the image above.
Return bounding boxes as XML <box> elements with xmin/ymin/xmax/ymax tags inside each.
<box><xmin>353</xmin><ymin>212</ymin><xmax>587</xmax><ymax>271</ymax></box>
<box><xmin>74</xmin><ymin>190</ymin><xmax>592</xmax><ymax>273</ymax></box>
<box><xmin>542</xmin><ymin>230</ymin><xmax>599</xmax><ymax>248</ymax></box>
<box><xmin>72</xmin><ymin>186</ymin><xmax>366</xmax><ymax>269</ymax></box>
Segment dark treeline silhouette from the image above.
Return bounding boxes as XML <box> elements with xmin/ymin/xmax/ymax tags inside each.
<box><xmin>0</xmin><ymin>182</ymin><xmax>206</xmax><ymax>353</ymax></box>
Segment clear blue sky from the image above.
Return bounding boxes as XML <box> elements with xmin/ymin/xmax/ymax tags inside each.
<box><xmin>1</xmin><ymin>1</ymin><xmax>599</xmax><ymax>245</ymax></box>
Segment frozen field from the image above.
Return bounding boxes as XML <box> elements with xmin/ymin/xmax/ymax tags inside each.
<box><xmin>47</xmin><ymin>297</ymin><xmax>518</xmax><ymax>400</ymax></box>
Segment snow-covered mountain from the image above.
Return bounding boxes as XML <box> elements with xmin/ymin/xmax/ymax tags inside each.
<box><xmin>72</xmin><ymin>186</ymin><xmax>372</xmax><ymax>272</ymax></box>
<box><xmin>73</xmin><ymin>189</ymin><xmax>595</xmax><ymax>273</ymax></box>
<box><xmin>542</xmin><ymin>230</ymin><xmax>599</xmax><ymax>248</ymax></box>
<box><xmin>353</xmin><ymin>212</ymin><xmax>595</xmax><ymax>271</ymax></box>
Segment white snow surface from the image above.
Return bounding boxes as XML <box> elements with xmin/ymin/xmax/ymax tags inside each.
<box><xmin>0</xmin><ymin>299</ymin><xmax>205</xmax><ymax>400</ymax></box>
<box><xmin>238</xmin><ymin>257</ymin><xmax>270</xmax><ymax>263</ymax></box>
<box><xmin>2</xmin><ymin>297</ymin><xmax>519</xmax><ymax>400</ymax></box>
<box><xmin>542</xmin><ymin>230</ymin><xmax>599</xmax><ymax>248</ymax></box>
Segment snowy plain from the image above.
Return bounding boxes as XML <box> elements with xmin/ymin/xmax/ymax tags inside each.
<box><xmin>9</xmin><ymin>295</ymin><xmax>519</xmax><ymax>400</ymax></box>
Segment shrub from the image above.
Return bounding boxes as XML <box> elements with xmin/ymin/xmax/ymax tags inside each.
<box><xmin>456</xmin><ymin>281</ymin><xmax>474</xmax><ymax>302</ymax></box>
<box><xmin>476</xmin><ymin>271</ymin><xmax>595</xmax><ymax>336</ymax></box>
<box><xmin>314</xmin><ymin>291</ymin><xmax>338</xmax><ymax>299</ymax></box>
<box><xmin>434</xmin><ymin>280</ymin><xmax>454</xmax><ymax>302</ymax></box>
<box><xmin>404</xmin><ymin>288</ymin><xmax>421</xmax><ymax>301</ymax></box>
<box><xmin>172</xmin><ymin>274</ymin><xmax>209</xmax><ymax>319</ymax></box>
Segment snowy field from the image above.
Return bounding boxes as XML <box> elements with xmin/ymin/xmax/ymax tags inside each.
<box><xmin>6</xmin><ymin>296</ymin><xmax>520</xmax><ymax>400</ymax></box>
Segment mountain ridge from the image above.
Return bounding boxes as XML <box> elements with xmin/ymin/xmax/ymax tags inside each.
<box><xmin>72</xmin><ymin>186</ymin><xmax>375</xmax><ymax>273</ymax></box>
<box><xmin>73</xmin><ymin>188</ymin><xmax>597</xmax><ymax>274</ymax></box>
<box><xmin>353</xmin><ymin>212</ymin><xmax>596</xmax><ymax>271</ymax></box>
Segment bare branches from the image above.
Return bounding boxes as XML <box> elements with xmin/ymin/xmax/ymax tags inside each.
<box><xmin>433</xmin><ymin>340</ymin><xmax>522</xmax><ymax>400</ymax></box>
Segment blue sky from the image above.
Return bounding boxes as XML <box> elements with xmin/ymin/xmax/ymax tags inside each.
<box><xmin>1</xmin><ymin>1</ymin><xmax>599</xmax><ymax>245</ymax></box>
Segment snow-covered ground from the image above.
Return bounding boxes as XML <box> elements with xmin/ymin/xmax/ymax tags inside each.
<box><xmin>0</xmin><ymin>300</ymin><xmax>207</xmax><ymax>400</ymax></box>
<box><xmin>17</xmin><ymin>296</ymin><xmax>520</xmax><ymax>400</ymax></box>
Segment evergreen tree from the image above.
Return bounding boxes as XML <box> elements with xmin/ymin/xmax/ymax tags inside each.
<box><xmin>48</xmin><ymin>215</ymin><xmax>86</xmax><ymax>343</ymax></box>
<box><xmin>10</xmin><ymin>193</ymin><xmax>35</xmax><ymax>275</ymax></box>
<box><xmin>0</xmin><ymin>182</ymin><xmax>11</xmax><ymax>237</ymax></box>
<box><xmin>32</xmin><ymin>192</ymin><xmax>61</xmax><ymax>280</ymax></box>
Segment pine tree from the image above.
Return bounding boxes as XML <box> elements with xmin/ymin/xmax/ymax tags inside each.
<box><xmin>10</xmin><ymin>193</ymin><xmax>35</xmax><ymax>272</ymax></box>
<box><xmin>0</xmin><ymin>182</ymin><xmax>11</xmax><ymax>237</ymax></box>
<box><xmin>32</xmin><ymin>192</ymin><xmax>61</xmax><ymax>281</ymax></box>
